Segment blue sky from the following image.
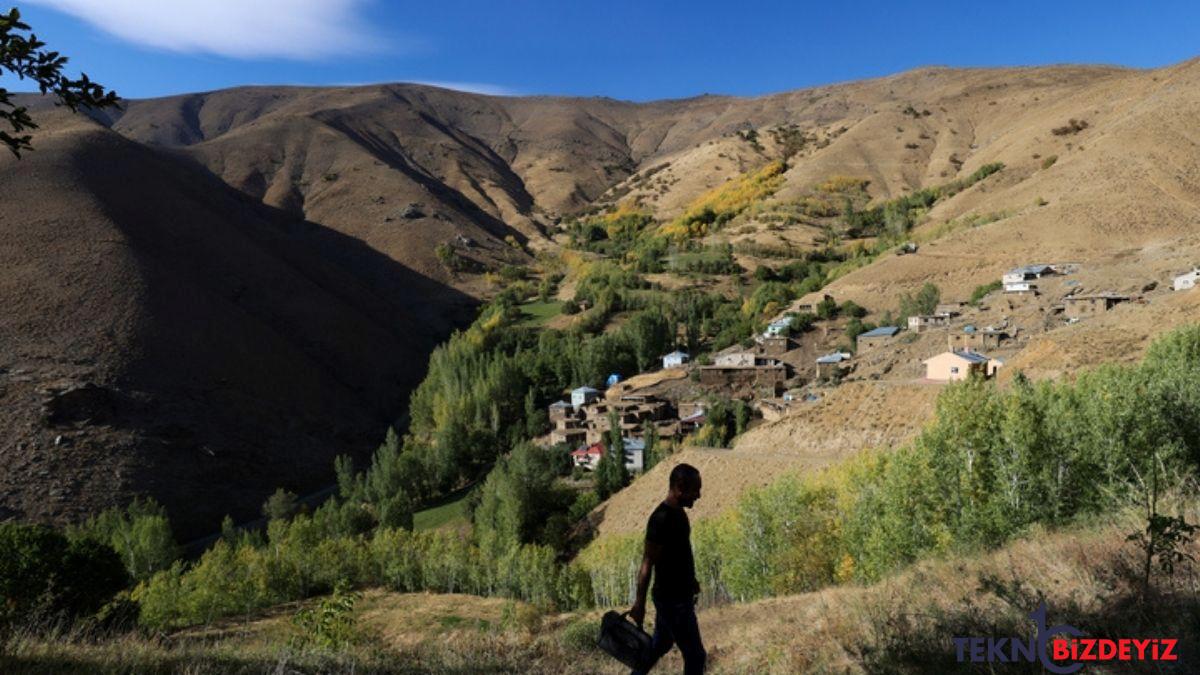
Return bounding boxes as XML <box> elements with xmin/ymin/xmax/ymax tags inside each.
<box><xmin>7</xmin><ymin>1</ymin><xmax>1200</xmax><ymax>101</ymax></box>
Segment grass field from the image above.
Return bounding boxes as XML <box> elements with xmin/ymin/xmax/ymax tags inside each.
<box><xmin>412</xmin><ymin>486</ymin><xmax>474</xmax><ymax>531</ymax></box>
<box><xmin>515</xmin><ymin>300</ymin><xmax>561</xmax><ymax>327</ymax></box>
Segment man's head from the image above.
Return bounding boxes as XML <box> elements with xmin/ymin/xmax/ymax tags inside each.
<box><xmin>668</xmin><ymin>463</ymin><xmax>702</xmax><ymax>508</ymax></box>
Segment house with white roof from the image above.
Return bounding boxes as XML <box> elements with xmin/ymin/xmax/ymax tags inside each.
<box><xmin>1002</xmin><ymin>264</ymin><xmax>1056</xmax><ymax>293</ymax></box>
<box><xmin>570</xmin><ymin>386</ymin><xmax>600</xmax><ymax>409</ymax></box>
<box><xmin>662</xmin><ymin>350</ymin><xmax>690</xmax><ymax>369</ymax></box>
<box><xmin>1174</xmin><ymin>268</ymin><xmax>1200</xmax><ymax>291</ymax></box>
<box><xmin>764</xmin><ymin>316</ymin><xmax>794</xmax><ymax>337</ymax></box>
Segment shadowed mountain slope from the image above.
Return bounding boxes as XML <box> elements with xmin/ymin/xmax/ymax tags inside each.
<box><xmin>0</xmin><ymin>109</ymin><xmax>473</xmax><ymax>536</ymax></box>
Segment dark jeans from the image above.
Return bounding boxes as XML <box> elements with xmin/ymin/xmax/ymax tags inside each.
<box><xmin>631</xmin><ymin>596</ymin><xmax>706</xmax><ymax>675</ymax></box>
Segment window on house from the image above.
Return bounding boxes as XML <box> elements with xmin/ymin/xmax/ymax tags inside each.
<box><xmin>950</xmin><ymin>367</ymin><xmax>959</xmax><ymax>374</ymax></box>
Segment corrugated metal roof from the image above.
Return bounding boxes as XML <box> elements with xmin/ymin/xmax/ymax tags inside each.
<box><xmin>859</xmin><ymin>326</ymin><xmax>899</xmax><ymax>338</ymax></box>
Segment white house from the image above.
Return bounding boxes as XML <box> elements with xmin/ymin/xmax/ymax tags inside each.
<box><xmin>662</xmin><ymin>350</ymin><xmax>690</xmax><ymax>369</ymax></box>
<box><xmin>1003</xmin><ymin>264</ymin><xmax>1055</xmax><ymax>293</ymax></box>
<box><xmin>764</xmin><ymin>316</ymin><xmax>793</xmax><ymax>337</ymax></box>
<box><xmin>1174</xmin><ymin>268</ymin><xmax>1200</xmax><ymax>291</ymax></box>
<box><xmin>570</xmin><ymin>386</ymin><xmax>600</xmax><ymax>409</ymax></box>
<box><xmin>569</xmin><ymin>438</ymin><xmax>644</xmax><ymax>472</ymax></box>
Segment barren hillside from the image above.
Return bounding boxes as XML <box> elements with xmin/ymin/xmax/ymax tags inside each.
<box><xmin>0</xmin><ymin>108</ymin><xmax>473</xmax><ymax>536</ymax></box>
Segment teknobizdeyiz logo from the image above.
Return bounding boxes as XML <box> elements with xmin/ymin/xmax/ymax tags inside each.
<box><xmin>953</xmin><ymin>603</ymin><xmax>1178</xmax><ymax>672</ymax></box>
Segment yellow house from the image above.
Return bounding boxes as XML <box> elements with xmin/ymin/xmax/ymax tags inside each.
<box><xmin>923</xmin><ymin>350</ymin><xmax>991</xmax><ymax>382</ymax></box>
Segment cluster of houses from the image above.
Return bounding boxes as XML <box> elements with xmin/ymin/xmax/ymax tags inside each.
<box><xmin>1001</xmin><ymin>263</ymin><xmax>1137</xmax><ymax>319</ymax></box>
<box><xmin>555</xmin><ymin>261</ymin><xmax>1200</xmax><ymax>472</ymax></box>
<box><xmin>549</xmin><ymin>385</ymin><xmax>707</xmax><ymax>472</ymax></box>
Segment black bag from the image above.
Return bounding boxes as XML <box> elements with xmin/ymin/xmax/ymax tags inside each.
<box><xmin>598</xmin><ymin>610</ymin><xmax>654</xmax><ymax>670</ymax></box>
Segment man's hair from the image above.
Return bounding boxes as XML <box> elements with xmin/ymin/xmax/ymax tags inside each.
<box><xmin>669</xmin><ymin>463</ymin><xmax>700</xmax><ymax>489</ymax></box>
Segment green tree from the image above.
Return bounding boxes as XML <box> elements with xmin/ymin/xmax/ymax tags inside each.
<box><xmin>263</xmin><ymin>488</ymin><xmax>299</xmax><ymax>522</ymax></box>
<box><xmin>1</xmin><ymin>8</ymin><xmax>119</xmax><ymax>157</ymax></box>
<box><xmin>474</xmin><ymin>442</ymin><xmax>570</xmax><ymax>553</ymax></box>
<box><xmin>898</xmin><ymin>282</ymin><xmax>941</xmax><ymax>318</ymax></box>
<box><xmin>816</xmin><ymin>295</ymin><xmax>839</xmax><ymax>320</ymax></box>
<box><xmin>68</xmin><ymin>498</ymin><xmax>179</xmax><ymax>582</ymax></box>
<box><xmin>734</xmin><ymin>400</ymin><xmax>752</xmax><ymax>436</ymax></box>
<box><xmin>840</xmin><ymin>300</ymin><xmax>868</xmax><ymax>318</ymax></box>
<box><xmin>595</xmin><ymin>411</ymin><xmax>630</xmax><ymax>499</ymax></box>
<box><xmin>628</xmin><ymin>311</ymin><xmax>671</xmax><ymax>372</ymax></box>
<box><xmin>643</xmin><ymin>421</ymin><xmax>661</xmax><ymax>472</ymax></box>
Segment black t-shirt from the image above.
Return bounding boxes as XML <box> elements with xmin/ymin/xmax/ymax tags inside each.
<box><xmin>645</xmin><ymin>501</ymin><xmax>698</xmax><ymax>601</ymax></box>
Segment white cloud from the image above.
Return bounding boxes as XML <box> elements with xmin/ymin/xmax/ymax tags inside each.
<box><xmin>328</xmin><ymin>79</ymin><xmax>519</xmax><ymax>96</ymax></box>
<box><xmin>27</xmin><ymin>0</ymin><xmax>387</xmax><ymax>59</ymax></box>
<box><xmin>407</xmin><ymin>81</ymin><xmax>518</xmax><ymax>96</ymax></box>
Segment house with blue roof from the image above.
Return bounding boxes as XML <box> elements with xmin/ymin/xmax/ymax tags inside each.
<box><xmin>923</xmin><ymin>350</ymin><xmax>1004</xmax><ymax>382</ymax></box>
<box><xmin>856</xmin><ymin>325</ymin><xmax>900</xmax><ymax>351</ymax></box>
<box><xmin>815</xmin><ymin>351</ymin><xmax>852</xmax><ymax>379</ymax></box>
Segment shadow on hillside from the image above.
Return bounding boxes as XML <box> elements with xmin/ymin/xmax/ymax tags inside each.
<box><xmin>42</xmin><ymin>127</ymin><xmax>482</xmax><ymax>539</ymax></box>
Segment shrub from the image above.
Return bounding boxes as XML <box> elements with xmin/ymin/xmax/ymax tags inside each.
<box><xmin>1051</xmin><ymin>119</ymin><xmax>1088</xmax><ymax>136</ymax></box>
<box><xmin>560</xmin><ymin>616</ymin><xmax>600</xmax><ymax>651</ymax></box>
<box><xmin>435</xmin><ymin>243</ymin><xmax>467</xmax><ymax>272</ymax></box>
<box><xmin>840</xmin><ymin>300</ymin><xmax>868</xmax><ymax>318</ymax></box>
<box><xmin>898</xmin><ymin>283</ymin><xmax>940</xmax><ymax>319</ymax></box>
<box><xmin>290</xmin><ymin>585</ymin><xmax>361</xmax><ymax>652</ymax></box>
<box><xmin>816</xmin><ymin>296</ymin><xmax>839</xmax><ymax>320</ymax></box>
<box><xmin>0</xmin><ymin>523</ymin><xmax>128</xmax><ymax>624</ymax></box>
<box><xmin>1041</xmin><ymin>155</ymin><xmax>1058</xmax><ymax>169</ymax></box>
<box><xmin>968</xmin><ymin>280</ymin><xmax>1003</xmax><ymax>306</ymax></box>
<box><xmin>816</xmin><ymin>175</ymin><xmax>870</xmax><ymax>194</ymax></box>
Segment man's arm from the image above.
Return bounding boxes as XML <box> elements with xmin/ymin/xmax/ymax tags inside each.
<box><xmin>629</xmin><ymin>540</ymin><xmax>662</xmax><ymax>627</ymax></box>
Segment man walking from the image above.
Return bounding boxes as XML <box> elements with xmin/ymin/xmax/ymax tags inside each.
<box><xmin>628</xmin><ymin>463</ymin><xmax>706</xmax><ymax>674</ymax></box>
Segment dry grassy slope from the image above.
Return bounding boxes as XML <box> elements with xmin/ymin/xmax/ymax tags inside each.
<box><xmin>0</xmin><ymin>109</ymin><xmax>473</xmax><ymax>536</ymax></box>
<box><xmin>88</xmin><ymin>66</ymin><xmax>1136</xmax><ymax>290</ymax></box>
<box><xmin>1002</xmin><ymin>284</ymin><xmax>1200</xmax><ymax>381</ymax></box>
<box><xmin>590</xmin><ymin>448</ymin><xmax>804</xmax><ymax>539</ymax></box>
<box><xmin>593</xmin><ymin>382</ymin><xmax>941</xmax><ymax>538</ymax></box>
<box><xmin>801</xmin><ymin>60</ymin><xmax>1200</xmax><ymax>316</ymax></box>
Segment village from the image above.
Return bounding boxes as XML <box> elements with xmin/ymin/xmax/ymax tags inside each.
<box><xmin>546</xmin><ymin>260</ymin><xmax>1200</xmax><ymax>472</ymax></box>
